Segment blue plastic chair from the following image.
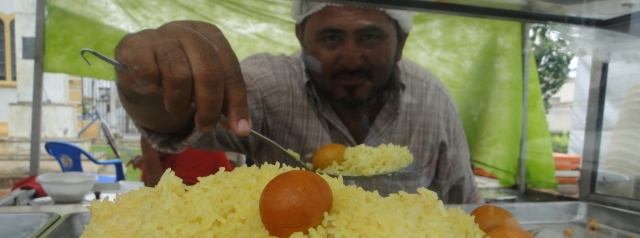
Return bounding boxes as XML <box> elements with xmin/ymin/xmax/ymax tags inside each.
<box><xmin>45</xmin><ymin>141</ymin><xmax>124</xmax><ymax>183</ymax></box>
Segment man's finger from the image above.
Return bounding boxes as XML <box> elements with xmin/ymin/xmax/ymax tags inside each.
<box><xmin>188</xmin><ymin>22</ymin><xmax>251</xmax><ymax>136</ymax></box>
<box><xmin>115</xmin><ymin>30</ymin><xmax>163</xmax><ymax>94</ymax></box>
<box><xmin>156</xmin><ymin>24</ymin><xmax>196</xmax><ymax>113</ymax></box>
<box><xmin>174</xmin><ymin>21</ymin><xmax>226</xmax><ymax>132</ymax></box>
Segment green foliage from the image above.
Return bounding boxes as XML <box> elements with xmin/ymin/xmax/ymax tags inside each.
<box><xmin>45</xmin><ymin>0</ymin><xmax>299</xmax><ymax>81</ymax></box>
<box><xmin>530</xmin><ymin>24</ymin><xmax>575</xmax><ymax>112</ymax></box>
<box><xmin>549</xmin><ymin>131</ymin><xmax>569</xmax><ymax>153</ymax></box>
<box><xmin>45</xmin><ymin>5</ymin><xmax>127</xmax><ymax>80</ymax></box>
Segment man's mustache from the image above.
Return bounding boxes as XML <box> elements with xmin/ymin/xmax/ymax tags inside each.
<box><xmin>331</xmin><ymin>69</ymin><xmax>374</xmax><ymax>80</ymax></box>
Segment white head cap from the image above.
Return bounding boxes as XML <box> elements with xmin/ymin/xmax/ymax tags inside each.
<box><xmin>291</xmin><ymin>0</ymin><xmax>415</xmax><ymax>33</ymax></box>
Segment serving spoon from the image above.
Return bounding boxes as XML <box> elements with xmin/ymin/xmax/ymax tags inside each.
<box><xmin>216</xmin><ymin>115</ymin><xmax>403</xmax><ymax>180</ymax></box>
<box><xmin>80</xmin><ymin>48</ymin><xmax>405</xmax><ymax>180</ymax></box>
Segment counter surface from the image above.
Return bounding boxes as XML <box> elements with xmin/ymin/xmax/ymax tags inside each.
<box><xmin>0</xmin><ymin>204</ymin><xmax>89</xmax><ymax>216</ymax></box>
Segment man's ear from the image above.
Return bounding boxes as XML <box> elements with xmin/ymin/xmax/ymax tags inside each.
<box><xmin>396</xmin><ymin>32</ymin><xmax>409</xmax><ymax>61</ymax></box>
<box><xmin>295</xmin><ymin>24</ymin><xmax>304</xmax><ymax>46</ymax></box>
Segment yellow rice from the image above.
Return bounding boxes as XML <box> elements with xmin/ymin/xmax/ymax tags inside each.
<box><xmin>316</xmin><ymin>144</ymin><xmax>414</xmax><ymax>176</ymax></box>
<box><xmin>82</xmin><ymin>163</ymin><xmax>484</xmax><ymax>237</ymax></box>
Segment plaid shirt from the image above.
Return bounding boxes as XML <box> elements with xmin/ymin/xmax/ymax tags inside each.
<box><xmin>139</xmin><ymin>51</ymin><xmax>483</xmax><ymax>204</ymax></box>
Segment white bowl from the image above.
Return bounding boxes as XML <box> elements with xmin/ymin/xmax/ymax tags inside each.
<box><xmin>36</xmin><ymin>172</ymin><xmax>97</xmax><ymax>203</ymax></box>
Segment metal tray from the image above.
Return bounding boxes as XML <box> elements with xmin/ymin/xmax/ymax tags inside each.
<box><xmin>38</xmin><ymin>212</ymin><xmax>89</xmax><ymax>238</ymax></box>
<box><xmin>37</xmin><ymin>202</ymin><xmax>640</xmax><ymax>237</ymax></box>
<box><xmin>448</xmin><ymin>201</ymin><xmax>640</xmax><ymax>237</ymax></box>
<box><xmin>0</xmin><ymin>212</ymin><xmax>60</xmax><ymax>238</ymax></box>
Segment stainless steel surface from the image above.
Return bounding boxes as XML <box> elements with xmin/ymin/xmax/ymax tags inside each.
<box><xmin>596</xmin><ymin>179</ymin><xmax>638</xmax><ymax>199</ymax></box>
<box><xmin>578</xmin><ymin>49</ymin><xmax>640</xmax><ymax>212</ymax></box>
<box><xmin>480</xmin><ymin>188</ymin><xmax>518</xmax><ymax>203</ymax></box>
<box><xmin>447</xmin><ymin>201</ymin><xmax>640</xmax><ymax>237</ymax></box>
<box><xmin>0</xmin><ymin>189</ymin><xmax>24</xmax><ymax>206</ymax></box>
<box><xmin>527</xmin><ymin>226</ymin><xmax>544</xmax><ymax>236</ymax></box>
<box><xmin>30</xmin><ymin>202</ymin><xmax>640</xmax><ymax>237</ymax></box>
<box><xmin>1</xmin><ymin>189</ymin><xmax>36</xmax><ymax>206</ymax></box>
<box><xmin>39</xmin><ymin>212</ymin><xmax>90</xmax><ymax>238</ymax></box>
<box><xmin>579</xmin><ymin>51</ymin><xmax>607</xmax><ymax>196</ymax></box>
<box><xmin>0</xmin><ymin>212</ymin><xmax>60</xmax><ymax>238</ymax></box>
<box><xmin>0</xmin><ymin>204</ymin><xmax>89</xmax><ymax>216</ymax></box>
<box><xmin>91</xmin><ymin>182</ymin><xmax>120</xmax><ymax>192</ymax></box>
<box><xmin>327</xmin><ymin>0</ymin><xmax>639</xmax><ymax>27</ymax></box>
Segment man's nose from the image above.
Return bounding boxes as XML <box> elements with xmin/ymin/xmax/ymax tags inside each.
<box><xmin>338</xmin><ymin>40</ymin><xmax>364</xmax><ymax>70</ymax></box>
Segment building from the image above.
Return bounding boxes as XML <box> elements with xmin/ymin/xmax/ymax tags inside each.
<box><xmin>0</xmin><ymin>0</ymin><xmax>92</xmax><ymax>178</ymax></box>
<box><xmin>546</xmin><ymin>77</ymin><xmax>575</xmax><ymax>133</ymax></box>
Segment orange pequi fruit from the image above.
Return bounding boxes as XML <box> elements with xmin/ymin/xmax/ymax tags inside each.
<box><xmin>259</xmin><ymin>170</ymin><xmax>333</xmax><ymax>237</ymax></box>
<box><xmin>312</xmin><ymin>143</ymin><xmax>347</xmax><ymax>169</ymax></box>
<box><xmin>484</xmin><ymin>227</ymin><xmax>534</xmax><ymax>238</ymax></box>
<box><xmin>470</xmin><ymin>205</ymin><xmax>522</xmax><ymax>233</ymax></box>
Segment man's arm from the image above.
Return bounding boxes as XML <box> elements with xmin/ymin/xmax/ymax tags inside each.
<box><xmin>115</xmin><ymin>20</ymin><xmax>251</xmax><ymax>136</ymax></box>
<box><xmin>140</xmin><ymin>136</ymin><xmax>165</xmax><ymax>187</ymax></box>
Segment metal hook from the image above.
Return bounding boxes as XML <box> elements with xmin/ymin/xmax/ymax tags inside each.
<box><xmin>80</xmin><ymin>48</ymin><xmax>131</xmax><ymax>74</ymax></box>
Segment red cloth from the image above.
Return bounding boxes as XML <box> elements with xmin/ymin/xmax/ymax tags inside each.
<box><xmin>12</xmin><ymin>175</ymin><xmax>47</xmax><ymax>197</ymax></box>
<box><xmin>141</xmin><ymin>148</ymin><xmax>232</xmax><ymax>184</ymax></box>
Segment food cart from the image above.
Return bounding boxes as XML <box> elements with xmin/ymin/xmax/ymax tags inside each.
<box><xmin>343</xmin><ymin>0</ymin><xmax>640</xmax><ymax>237</ymax></box>
<box><xmin>1</xmin><ymin>0</ymin><xmax>640</xmax><ymax>237</ymax></box>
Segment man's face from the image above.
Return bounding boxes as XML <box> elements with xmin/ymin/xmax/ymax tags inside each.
<box><xmin>296</xmin><ymin>6</ymin><xmax>408</xmax><ymax>108</ymax></box>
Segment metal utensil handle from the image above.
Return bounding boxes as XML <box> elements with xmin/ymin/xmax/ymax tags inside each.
<box><xmin>218</xmin><ymin>116</ymin><xmax>407</xmax><ymax>178</ymax></box>
<box><xmin>80</xmin><ymin>48</ymin><xmax>131</xmax><ymax>74</ymax></box>
<box><xmin>218</xmin><ymin>115</ymin><xmax>310</xmax><ymax>170</ymax></box>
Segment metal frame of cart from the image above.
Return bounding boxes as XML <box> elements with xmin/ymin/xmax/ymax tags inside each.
<box><xmin>28</xmin><ymin>0</ymin><xmax>640</xmax><ymax>212</ymax></box>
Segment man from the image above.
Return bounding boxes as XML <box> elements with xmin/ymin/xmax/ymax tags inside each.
<box><xmin>116</xmin><ymin>0</ymin><xmax>483</xmax><ymax>203</ymax></box>
<box><xmin>128</xmin><ymin>137</ymin><xmax>232</xmax><ymax>187</ymax></box>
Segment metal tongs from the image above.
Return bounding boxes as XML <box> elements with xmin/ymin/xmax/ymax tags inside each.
<box><xmin>80</xmin><ymin>48</ymin><xmax>403</xmax><ymax>180</ymax></box>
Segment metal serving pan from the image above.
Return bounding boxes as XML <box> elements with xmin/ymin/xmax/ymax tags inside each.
<box><xmin>38</xmin><ymin>212</ymin><xmax>89</xmax><ymax>238</ymax></box>
<box><xmin>448</xmin><ymin>201</ymin><xmax>640</xmax><ymax>237</ymax></box>
<box><xmin>38</xmin><ymin>202</ymin><xmax>640</xmax><ymax>237</ymax></box>
<box><xmin>0</xmin><ymin>212</ymin><xmax>60</xmax><ymax>238</ymax></box>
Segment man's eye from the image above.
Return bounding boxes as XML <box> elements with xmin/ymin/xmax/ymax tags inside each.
<box><xmin>324</xmin><ymin>35</ymin><xmax>339</xmax><ymax>43</ymax></box>
<box><xmin>363</xmin><ymin>34</ymin><xmax>380</xmax><ymax>41</ymax></box>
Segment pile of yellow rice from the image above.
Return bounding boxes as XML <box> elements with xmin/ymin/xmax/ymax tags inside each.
<box><xmin>82</xmin><ymin>163</ymin><xmax>484</xmax><ymax>237</ymax></box>
<box><xmin>316</xmin><ymin>144</ymin><xmax>413</xmax><ymax>176</ymax></box>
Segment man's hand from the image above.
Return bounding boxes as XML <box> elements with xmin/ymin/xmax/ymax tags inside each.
<box><xmin>114</xmin><ymin>21</ymin><xmax>251</xmax><ymax>136</ymax></box>
<box><xmin>126</xmin><ymin>155</ymin><xmax>144</xmax><ymax>170</ymax></box>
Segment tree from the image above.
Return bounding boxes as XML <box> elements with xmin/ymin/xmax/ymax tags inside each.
<box><xmin>530</xmin><ymin>24</ymin><xmax>575</xmax><ymax>112</ymax></box>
